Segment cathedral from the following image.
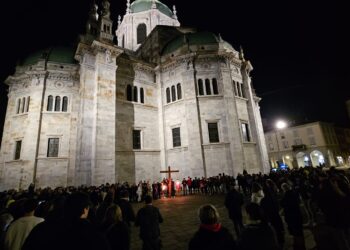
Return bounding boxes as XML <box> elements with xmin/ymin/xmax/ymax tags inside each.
<box><xmin>0</xmin><ymin>0</ymin><xmax>269</xmax><ymax>190</ymax></box>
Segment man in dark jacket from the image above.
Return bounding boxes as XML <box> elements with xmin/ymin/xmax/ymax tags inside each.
<box><xmin>22</xmin><ymin>192</ymin><xmax>110</xmax><ymax>250</ymax></box>
<box><xmin>238</xmin><ymin>203</ymin><xmax>279</xmax><ymax>250</ymax></box>
<box><xmin>117</xmin><ymin>190</ymin><xmax>135</xmax><ymax>227</ymax></box>
<box><xmin>188</xmin><ymin>204</ymin><xmax>236</xmax><ymax>250</ymax></box>
<box><xmin>224</xmin><ymin>184</ymin><xmax>244</xmax><ymax>237</ymax></box>
<box><xmin>135</xmin><ymin>195</ymin><xmax>163</xmax><ymax>250</ymax></box>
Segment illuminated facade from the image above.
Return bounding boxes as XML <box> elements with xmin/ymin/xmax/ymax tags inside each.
<box><xmin>265</xmin><ymin>121</ymin><xmax>350</xmax><ymax>169</ymax></box>
<box><xmin>0</xmin><ymin>0</ymin><xmax>269</xmax><ymax>190</ymax></box>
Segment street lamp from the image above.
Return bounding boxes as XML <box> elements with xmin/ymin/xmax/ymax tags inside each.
<box><xmin>274</xmin><ymin>120</ymin><xmax>287</xmax><ymax>168</ymax></box>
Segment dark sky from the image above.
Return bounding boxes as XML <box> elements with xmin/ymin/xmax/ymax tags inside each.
<box><xmin>0</xmin><ymin>0</ymin><xmax>349</xmax><ymax>141</ymax></box>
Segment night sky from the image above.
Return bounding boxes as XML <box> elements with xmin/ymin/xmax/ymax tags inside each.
<box><xmin>0</xmin><ymin>0</ymin><xmax>349</xmax><ymax>143</ymax></box>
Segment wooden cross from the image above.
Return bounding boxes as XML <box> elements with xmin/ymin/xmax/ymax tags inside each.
<box><xmin>160</xmin><ymin>166</ymin><xmax>179</xmax><ymax>197</ymax></box>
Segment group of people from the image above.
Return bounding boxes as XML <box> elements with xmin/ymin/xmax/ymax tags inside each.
<box><xmin>0</xmin><ymin>166</ymin><xmax>349</xmax><ymax>250</ymax></box>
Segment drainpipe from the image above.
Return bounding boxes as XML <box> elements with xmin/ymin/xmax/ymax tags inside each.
<box><xmin>191</xmin><ymin>56</ymin><xmax>208</xmax><ymax>177</ymax></box>
<box><xmin>33</xmin><ymin>49</ymin><xmax>51</xmax><ymax>187</ymax></box>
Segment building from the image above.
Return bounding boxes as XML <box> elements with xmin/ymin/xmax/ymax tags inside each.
<box><xmin>264</xmin><ymin>121</ymin><xmax>350</xmax><ymax>169</ymax></box>
<box><xmin>0</xmin><ymin>0</ymin><xmax>269</xmax><ymax>190</ymax></box>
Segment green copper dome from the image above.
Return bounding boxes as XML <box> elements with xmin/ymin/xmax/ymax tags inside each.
<box><xmin>162</xmin><ymin>31</ymin><xmax>219</xmax><ymax>55</ymax></box>
<box><xmin>130</xmin><ymin>0</ymin><xmax>173</xmax><ymax>17</ymax></box>
<box><xmin>20</xmin><ymin>46</ymin><xmax>77</xmax><ymax>66</ymax></box>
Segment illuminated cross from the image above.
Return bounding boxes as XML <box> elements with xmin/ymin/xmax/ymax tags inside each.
<box><xmin>160</xmin><ymin>166</ymin><xmax>179</xmax><ymax>197</ymax></box>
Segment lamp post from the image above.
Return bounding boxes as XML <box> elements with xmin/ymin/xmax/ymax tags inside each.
<box><xmin>275</xmin><ymin>120</ymin><xmax>287</xmax><ymax>168</ymax></box>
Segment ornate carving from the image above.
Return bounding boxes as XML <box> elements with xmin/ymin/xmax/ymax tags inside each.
<box><xmin>54</xmin><ymin>81</ymin><xmax>64</xmax><ymax>89</ymax></box>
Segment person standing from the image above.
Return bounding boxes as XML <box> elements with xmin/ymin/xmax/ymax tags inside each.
<box><xmin>182</xmin><ymin>178</ymin><xmax>187</xmax><ymax>196</ymax></box>
<box><xmin>4</xmin><ymin>199</ymin><xmax>44</xmax><ymax>250</ymax></box>
<box><xmin>117</xmin><ymin>190</ymin><xmax>135</xmax><ymax>227</ymax></box>
<box><xmin>101</xmin><ymin>204</ymin><xmax>130</xmax><ymax>250</ymax></box>
<box><xmin>135</xmin><ymin>195</ymin><xmax>163</xmax><ymax>250</ymax></box>
<box><xmin>188</xmin><ymin>204</ymin><xmax>236</xmax><ymax>250</ymax></box>
<box><xmin>224</xmin><ymin>184</ymin><xmax>244</xmax><ymax>237</ymax></box>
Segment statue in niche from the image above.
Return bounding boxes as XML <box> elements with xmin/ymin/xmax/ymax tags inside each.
<box><xmin>105</xmin><ymin>49</ymin><xmax>113</xmax><ymax>64</ymax></box>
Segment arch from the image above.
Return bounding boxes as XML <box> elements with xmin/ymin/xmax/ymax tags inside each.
<box><xmin>212</xmin><ymin>78</ymin><xmax>218</xmax><ymax>95</ymax></box>
<box><xmin>198</xmin><ymin>79</ymin><xmax>204</xmax><ymax>95</ymax></box>
<box><xmin>62</xmin><ymin>96</ymin><xmax>68</xmax><ymax>112</ymax></box>
<box><xmin>16</xmin><ymin>98</ymin><xmax>21</xmax><ymax>114</ymax></box>
<box><xmin>122</xmin><ymin>35</ymin><xmax>125</xmax><ymax>48</ymax></box>
<box><xmin>26</xmin><ymin>96</ymin><xmax>30</xmax><ymax>112</ymax></box>
<box><xmin>133</xmin><ymin>86</ymin><xmax>138</xmax><ymax>102</ymax></box>
<box><xmin>140</xmin><ymin>88</ymin><xmax>144</xmax><ymax>104</ymax></box>
<box><xmin>137</xmin><ymin>23</ymin><xmax>147</xmax><ymax>44</ymax></box>
<box><xmin>296</xmin><ymin>152</ymin><xmax>306</xmax><ymax>168</ymax></box>
<box><xmin>282</xmin><ymin>154</ymin><xmax>293</xmax><ymax>168</ymax></box>
<box><xmin>166</xmin><ymin>88</ymin><xmax>171</xmax><ymax>103</ymax></box>
<box><xmin>310</xmin><ymin>150</ymin><xmax>325</xmax><ymax>167</ymax></box>
<box><xmin>55</xmin><ymin>96</ymin><xmax>61</xmax><ymax>111</ymax></box>
<box><xmin>47</xmin><ymin>95</ymin><xmax>53</xmax><ymax>111</ymax></box>
<box><xmin>205</xmin><ymin>79</ymin><xmax>211</xmax><ymax>95</ymax></box>
<box><xmin>171</xmin><ymin>85</ymin><xmax>176</xmax><ymax>102</ymax></box>
<box><xmin>126</xmin><ymin>85</ymin><xmax>132</xmax><ymax>101</ymax></box>
<box><xmin>177</xmin><ymin>83</ymin><xmax>182</xmax><ymax>100</ymax></box>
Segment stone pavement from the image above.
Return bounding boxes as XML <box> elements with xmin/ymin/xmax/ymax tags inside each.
<box><xmin>129</xmin><ymin>194</ymin><xmax>316</xmax><ymax>250</ymax></box>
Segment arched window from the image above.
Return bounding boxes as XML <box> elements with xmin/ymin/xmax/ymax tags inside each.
<box><xmin>62</xmin><ymin>96</ymin><xmax>68</xmax><ymax>112</ymax></box>
<box><xmin>212</xmin><ymin>78</ymin><xmax>218</xmax><ymax>95</ymax></box>
<box><xmin>26</xmin><ymin>96</ymin><xmax>30</xmax><ymax>112</ymax></box>
<box><xmin>126</xmin><ymin>85</ymin><xmax>132</xmax><ymax>101</ymax></box>
<box><xmin>171</xmin><ymin>85</ymin><xmax>176</xmax><ymax>102</ymax></box>
<box><xmin>133</xmin><ymin>86</ymin><xmax>138</xmax><ymax>102</ymax></box>
<box><xmin>241</xmin><ymin>83</ymin><xmax>246</xmax><ymax>98</ymax></box>
<box><xmin>55</xmin><ymin>96</ymin><xmax>61</xmax><ymax>112</ymax></box>
<box><xmin>21</xmin><ymin>97</ymin><xmax>25</xmax><ymax>113</ymax></box>
<box><xmin>47</xmin><ymin>95</ymin><xmax>53</xmax><ymax>111</ymax></box>
<box><xmin>205</xmin><ymin>79</ymin><xmax>211</xmax><ymax>95</ymax></box>
<box><xmin>177</xmin><ymin>83</ymin><xmax>182</xmax><ymax>100</ymax></box>
<box><xmin>233</xmin><ymin>81</ymin><xmax>238</xmax><ymax>96</ymax></box>
<box><xmin>137</xmin><ymin>23</ymin><xmax>147</xmax><ymax>44</ymax></box>
<box><xmin>237</xmin><ymin>82</ymin><xmax>242</xmax><ymax>97</ymax></box>
<box><xmin>122</xmin><ymin>35</ymin><xmax>125</xmax><ymax>48</ymax></box>
<box><xmin>16</xmin><ymin>98</ymin><xmax>21</xmax><ymax>114</ymax></box>
<box><xmin>166</xmin><ymin>88</ymin><xmax>170</xmax><ymax>103</ymax></box>
<box><xmin>198</xmin><ymin>79</ymin><xmax>204</xmax><ymax>95</ymax></box>
<box><xmin>140</xmin><ymin>88</ymin><xmax>144</xmax><ymax>104</ymax></box>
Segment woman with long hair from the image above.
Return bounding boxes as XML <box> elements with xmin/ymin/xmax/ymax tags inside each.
<box><xmin>101</xmin><ymin>204</ymin><xmax>130</xmax><ymax>250</ymax></box>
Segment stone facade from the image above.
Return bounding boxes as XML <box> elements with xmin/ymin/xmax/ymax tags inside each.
<box><xmin>0</xmin><ymin>0</ymin><xmax>268</xmax><ymax>190</ymax></box>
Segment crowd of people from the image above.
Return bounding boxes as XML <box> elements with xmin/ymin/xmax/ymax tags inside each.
<box><xmin>0</xmin><ymin>166</ymin><xmax>349</xmax><ymax>250</ymax></box>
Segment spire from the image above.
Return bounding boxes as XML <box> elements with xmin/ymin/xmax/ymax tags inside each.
<box><xmin>101</xmin><ymin>0</ymin><xmax>111</xmax><ymax>18</ymax></box>
<box><xmin>126</xmin><ymin>0</ymin><xmax>131</xmax><ymax>14</ymax></box>
<box><xmin>118</xmin><ymin>15</ymin><xmax>121</xmax><ymax>28</ymax></box>
<box><xmin>152</xmin><ymin>0</ymin><xmax>157</xmax><ymax>9</ymax></box>
<box><xmin>239</xmin><ymin>46</ymin><xmax>245</xmax><ymax>61</ymax></box>
<box><xmin>172</xmin><ymin>5</ymin><xmax>178</xmax><ymax>20</ymax></box>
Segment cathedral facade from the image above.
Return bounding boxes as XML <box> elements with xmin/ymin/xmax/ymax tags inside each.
<box><xmin>0</xmin><ymin>0</ymin><xmax>269</xmax><ymax>190</ymax></box>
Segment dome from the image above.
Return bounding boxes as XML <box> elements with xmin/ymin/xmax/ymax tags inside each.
<box><xmin>162</xmin><ymin>31</ymin><xmax>219</xmax><ymax>55</ymax></box>
<box><xmin>20</xmin><ymin>46</ymin><xmax>77</xmax><ymax>66</ymax></box>
<box><xmin>130</xmin><ymin>0</ymin><xmax>173</xmax><ymax>17</ymax></box>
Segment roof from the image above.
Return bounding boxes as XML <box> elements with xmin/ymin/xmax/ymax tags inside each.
<box><xmin>20</xmin><ymin>46</ymin><xmax>77</xmax><ymax>66</ymax></box>
<box><xmin>130</xmin><ymin>0</ymin><xmax>173</xmax><ymax>17</ymax></box>
<box><xmin>162</xmin><ymin>31</ymin><xmax>219</xmax><ymax>55</ymax></box>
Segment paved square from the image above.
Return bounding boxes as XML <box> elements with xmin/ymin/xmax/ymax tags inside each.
<box><xmin>129</xmin><ymin>194</ymin><xmax>316</xmax><ymax>250</ymax></box>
